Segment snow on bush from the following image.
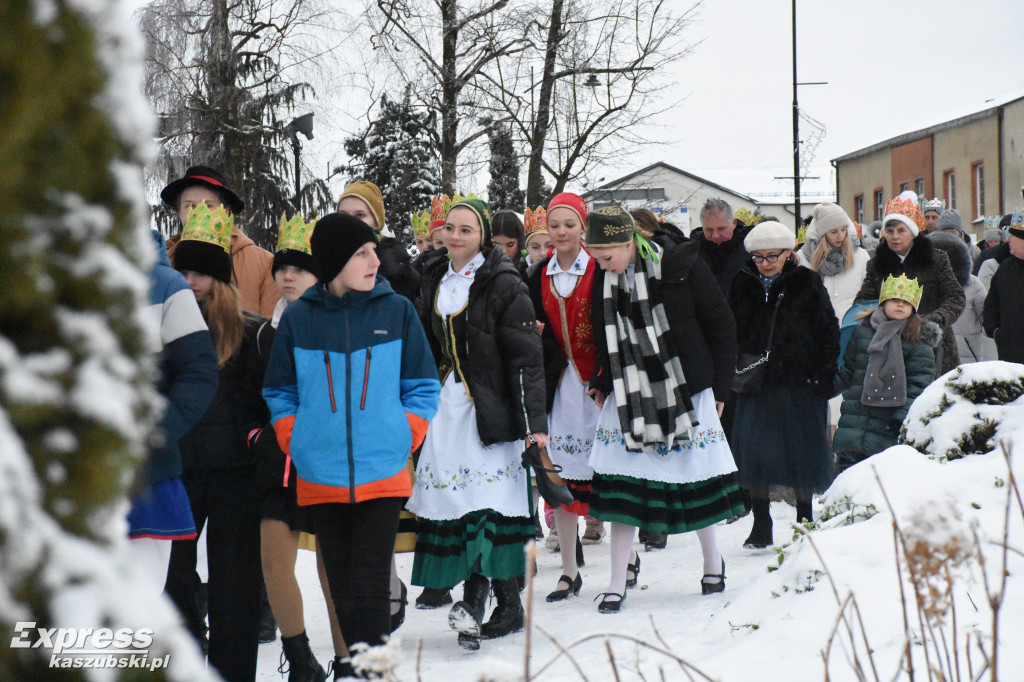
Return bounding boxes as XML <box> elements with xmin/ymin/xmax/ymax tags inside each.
<box><xmin>900</xmin><ymin>361</ymin><xmax>1024</xmax><ymax>462</ymax></box>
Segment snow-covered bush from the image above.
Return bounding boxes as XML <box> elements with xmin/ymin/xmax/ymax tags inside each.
<box><xmin>900</xmin><ymin>361</ymin><xmax>1024</xmax><ymax>462</ymax></box>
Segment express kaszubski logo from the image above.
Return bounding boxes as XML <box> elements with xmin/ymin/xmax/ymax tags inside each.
<box><xmin>10</xmin><ymin>622</ymin><xmax>170</xmax><ymax>671</ymax></box>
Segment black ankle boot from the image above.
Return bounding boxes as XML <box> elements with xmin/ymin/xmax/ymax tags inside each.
<box><xmin>280</xmin><ymin>631</ymin><xmax>327</xmax><ymax>682</ymax></box>
<box><xmin>331</xmin><ymin>655</ymin><xmax>356</xmax><ymax>680</ymax></box>
<box><xmin>481</xmin><ymin>578</ymin><xmax>524</xmax><ymax>639</ymax></box>
<box><xmin>796</xmin><ymin>499</ymin><xmax>813</xmax><ymax>523</ymax></box>
<box><xmin>743</xmin><ymin>498</ymin><xmax>773</xmax><ymax>549</ymax></box>
<box><xmin>448</xmin><ymin>573</ymin><xmax>490</xmax><ymax>650</ymax></box>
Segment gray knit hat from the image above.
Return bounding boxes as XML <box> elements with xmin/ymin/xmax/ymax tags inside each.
<box><xmin>743</xmin><ymin>220</ymin><xmax>795</xmax><ymax>252</ymax></box>
<box><xmin>983</xmin><ymin>228</ymin><xmax>1003</xmax><ymax>243</ymax></box>
<box><xmin>810</xmin><ymin>202</ymin><xmax>850</xmax><ymax>235</ymax></box>
<box><xmin>936</xmin><ymin>209</ymin><xmax>963</xmax><ymax>233</ymax></box>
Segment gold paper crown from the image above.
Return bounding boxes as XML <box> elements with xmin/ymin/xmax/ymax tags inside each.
<box><xmin>524</xmin><ymin>206</ymin><xmax>548</xmax><ymax>236</ymax></box>
<box><xmin>182</xmin><ymin>203</ymin><xmax>234</xmax><ymax>253</ymax></box>
<box><xmin>883</xmin><ymin>196</ymin><xmax>923</xmax><ymax>231</ymax></box>
<box><xmin>734</xmin><ymin>207</ymin><xmax>759</xmax><ymax>226</ymax></box>
<box><xmin>277</xmin><ymin>212</ymin><xmax>316</xmax><ymax>254</ymax></box>
<box><xmin>429</xmin><ymin>194</ymin><xmax>452</xmax><ymax>228</ymax></box>
<box><xmin>797</xmin><ymin>224</ymin><xmax>808</xmax><ymax>245</ymax></box>
<box><xmin>411</xmin><ymin>209</ymin><xmax>431</xmax><ymax>236</ymax></box>
<box><xmin>879</xmin><ymin>274</ymin><xmax>923</xmax><ymax>310</ymax></box>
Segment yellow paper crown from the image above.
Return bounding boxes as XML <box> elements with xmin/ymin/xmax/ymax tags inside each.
<box><xmin>525</xmin><ymin>206</ymin><xmax>548</xmax><ymax>237</ymax></box>
<box><xmin>277</xmin><ymin>212</ymin><xmax>316</xmax><ymax>254</ymax></box>
<box><xmin>182</xmin><ymin>203</ymin><xmax>234</xmax><ymax>254</ymax></box>
<box><xmin>880</xmin><ymin>274</ymin><xmax>923</xmax><ymax>310</ymax></box>
<box><xmin>734</xmin><ymin>207</ymin><xmax>759</xmax><ymax>226</ymax></box>
<box><xmin>411</xmin><ymin>209</ymin><xmax>431</xmax><ymax>236</ymax></box>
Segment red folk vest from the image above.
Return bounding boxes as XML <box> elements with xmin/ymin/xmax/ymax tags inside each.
<box><xmin>541</xmin><ymin>257</ymin><xmax>598</xmax><ymax>383</ymax></box>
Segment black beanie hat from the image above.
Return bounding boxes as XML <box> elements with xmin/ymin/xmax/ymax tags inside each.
<box><xmin>272</xmin><ymin>249</ymin><xmax>319</xmax><ymax>279</ymax></box>
<box><xmin>173</xmin><ymin>240</ymin><xmax>233</xmax><ymax>284</ymax></box>
<box><xmin>310</xmin><ymin>213</ymin><xmax>379</xmax><ymax>284</ymax></box>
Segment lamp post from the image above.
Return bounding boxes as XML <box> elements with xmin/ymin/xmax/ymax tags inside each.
<box><xmin>284</xmin><ymin>112</ymin><xmax>314</xmax><ymax>213</ymax></box>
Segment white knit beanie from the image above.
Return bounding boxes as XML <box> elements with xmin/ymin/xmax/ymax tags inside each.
<box><xmin>744</xmin><ymin>221</ymin><xmax>796</xmax><ymax>252</ymax></box>
<box><xmin>811</xmin><ymin>202</ymin><xmax>851</xmax><ymax>235</ymax></box>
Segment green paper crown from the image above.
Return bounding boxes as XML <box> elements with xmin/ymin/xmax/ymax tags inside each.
<box><xmin>880</xmin><ymin>274</ymin><xmax>923</xmax><ymax>310</ymax></box>
<box><xmin>411</xmin><ymin>209</ymin><xmax>431</xmax><ymax>236</ymax></box>
<box><xmin>277</xmin><ymin>212</ymin><xmax>316</xmax><ymax>254</ymax></box>
<box><xmin>182</xmin><ymin>203</ymin><xmax>234</xmax><ymax>253</ymax></box>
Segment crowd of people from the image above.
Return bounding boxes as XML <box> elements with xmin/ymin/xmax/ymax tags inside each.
<box><xmin>127</xmin><ymin>165</ymin><xmax>1024</xmax><ymax>680</ymax></box>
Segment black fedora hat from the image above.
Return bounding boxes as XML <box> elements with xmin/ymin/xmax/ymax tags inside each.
<box><xmin>161</xmin><ymin>165</ymin><xmax>245</xmax><ymax>215</ymax></box>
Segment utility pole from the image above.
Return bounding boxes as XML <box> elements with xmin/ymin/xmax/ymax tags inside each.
<box><xmin>792</xmin><ymin>0</ymin><xmax>800</xmax><ymax>228</ymax></box>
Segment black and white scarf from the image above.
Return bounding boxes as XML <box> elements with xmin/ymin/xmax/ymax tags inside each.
<box><xmin>603</xmin><ymin>249</ymin><xmax>698</xmax><ymax>452</ymax></box>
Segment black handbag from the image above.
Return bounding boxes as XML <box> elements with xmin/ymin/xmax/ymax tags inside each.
<box><xmin>734</xmin><ymin>290</ymin><xmax>785</xmax><ymax>394</ymax></box>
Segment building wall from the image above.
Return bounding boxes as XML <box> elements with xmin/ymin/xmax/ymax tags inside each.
<box><xmin>932</xmin><ymin>114</ymin><xmax>999</xmax><ymax>235</ymax></box>
<box><xmin>837</xmin><ymin>146</ymin><xmax>891</xmax><ymax>223</ymax></box>
<box><xmin>890</xmin><ymin>137</ymin><xmax>933</xmax><ymax>198</ymax></box>
<box><xmin>1000</xmin><ymin>98</ymin><xmax>1024</xmax><ymax>215</ymax></box>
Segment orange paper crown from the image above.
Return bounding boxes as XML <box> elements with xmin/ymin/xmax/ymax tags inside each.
<box><xmin>524</xmin><ymin>206</ymin><xmax>548</xmax><ymax>238</ymax></box>
<box><xmin>429</xmin><ymin>194</ymin><xmax>452</xmax><ymax>231</ymax></box>
<box><xmin>883</xmin><ymin>196</ymin><xmax>923</xmax><ymax>231</ymax></box>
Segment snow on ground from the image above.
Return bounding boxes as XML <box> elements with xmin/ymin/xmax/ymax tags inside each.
<box><xmin>256</xmin><ymin>444</ymin><xmax>1023</xmax><ymax>681</ymax></box>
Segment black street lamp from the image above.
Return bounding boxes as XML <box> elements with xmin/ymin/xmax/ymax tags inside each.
<box><xmin>284</xmin><ymin>112</ymin><xmax>314</xmax><ymax>212</ymax></box>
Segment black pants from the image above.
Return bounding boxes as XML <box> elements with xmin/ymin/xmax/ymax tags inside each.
<box><xmin>166</xmin><ymin>467</ymin><xmax>261</xmax><ymax>682</ymax></box>
<box><xmin>310</xmin><ymin>497</ymin><xmax>403</xmax><ymax>649</ymax></box>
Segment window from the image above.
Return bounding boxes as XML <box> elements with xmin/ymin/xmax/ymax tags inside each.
<box><xmin>874</xmin><ymin>188</ymin><xmax>885</xmax><ymax>221</ymax></box>
<box><xmin>854</xmin><ymin>194</ymin><xmax>864</xmax><ymax>224</ymax></box>
<box><xmin>972</xmin><ymin>162</ymin><xmax>985</xmax><ymax>219</ymax></box>
<box><xmin>944</xmin><ymin>170</ymin><xmax>956</xmax><ymax>210</ymax></box>
<box><xmin>898</xmin><ymin>181</ymin><xmax>908</xmax><ymax>193</ymax></box>
<box><xmin>915</xmin><ymin>178</ymin><xmax>925</xmax><ymax>197</ymax></box>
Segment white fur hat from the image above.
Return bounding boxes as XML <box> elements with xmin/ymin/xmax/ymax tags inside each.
<box><xmin>811</xmin><ymin>202</ymin><xmax>851</xmax><ymax>235</ymax></box>
<box><xmin>744</xmin><ymin>220</ymin><xmax>796</xmax><ymax>252</ymax></box>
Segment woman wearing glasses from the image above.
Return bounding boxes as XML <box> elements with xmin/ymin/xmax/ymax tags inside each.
<box><xmin>728</xmin><ymin>221</ymin><xmax>839</xmax><ymax>550</ymax></box>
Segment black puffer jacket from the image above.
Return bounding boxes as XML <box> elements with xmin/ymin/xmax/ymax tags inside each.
<box><xmin>180</xmin><ymin>311</ymin><xmax>274</xmax><ymax>470</ymax></box>
<box><xmin>729</xmin><ymin>260</ymin><xmax>839</xmax><ymax>400</ymax></box>
<box><xmin>854</xmin><ymin>236</ymin><xmax>965</xmax><ymax>374</ymax></box>
<box><xmin>378</xmin><ymin>236</ymin><xmax>420</xmax><ymax>302</ymax></box>
<box><xmin>983</xmin><ymin>256</ymin><xmax>1024</xmax><ymax>364</ymax></box>
<box><xmin>690</xmin><ymin>222</ymin><xmax>754</xmax><ymax>297</ymax></box>
<box><xmin>418</xmin><ymin>248</ymin><xmax>547</xmax><ymax>444</ymax></box>
<box><xmin>590</xmin><ymin>237</ymin><xmax>738</xmax><ymax>402</ymax></box>
<box><xmin>973</xmin><ymin>241</ymin><xmax>1010</xmax><ymax>276</ymax></box>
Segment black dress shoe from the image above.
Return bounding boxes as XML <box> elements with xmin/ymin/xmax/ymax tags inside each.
<box><xmin>594</xmin><ymin>591</ymin><xmax>625</xmax><ymax>614</ymax></box>
<box><xmin>700</xmin><ymin>559</ymin><xmax>726</xmax><ymax>595</ymax></box>
<box><xmin>625</xmin><ymin>552</ymin><xmax>641</xmax><ymax>588</ymax></box>
<box><xmin>545</xmin><ymin>573</ymin><xmax>582</xmax><ymax>602</ymax></box>
<box><xmin>415</xmin><ymin>587</ymin><xmax>453</xmax><ymax>609</ymax></box>
<box><xmin>643</xmin><ymin>531</ymin><xmax>667</xmax><ymax>550</ymax></box>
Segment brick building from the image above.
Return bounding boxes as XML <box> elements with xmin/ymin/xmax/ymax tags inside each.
<box><xmin>832</xmin><ymin>91</ymin><xmax>1024</xmax><ymax>237</ymax></box>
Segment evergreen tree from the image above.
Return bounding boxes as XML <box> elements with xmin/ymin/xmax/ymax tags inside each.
<box><xmin>485</xmin><ymin>119</ymin><xmax>525</xmax><ymax>212</ymax></box>
<box><xmin>1</xmin><ymin>1</ymin><xmax>211</xmax><ymax>678</ymax></box>
<box><xmin>342</xmin><ymin>90</ymin><xmax>440</xmax><ymax>245</ymax></box>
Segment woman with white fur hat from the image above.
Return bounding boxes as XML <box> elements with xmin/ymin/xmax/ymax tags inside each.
<box><xmin>728</xmin><ymin>220</ymin><xmax>839</xmax><ymax>550</ymax></box>
<box><xmin>797</xmin><ymin>202</ymin><xmax>870</xmax><ymax>320</ymax></box>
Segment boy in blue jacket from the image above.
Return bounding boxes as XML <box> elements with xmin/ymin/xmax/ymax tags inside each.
<box><xmin>263</xmin><ymin>213</ymin><xmax>439</xmax><ymax>668</ymax></box>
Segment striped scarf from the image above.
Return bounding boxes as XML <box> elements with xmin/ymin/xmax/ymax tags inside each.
<box><xmin>603</xmin><ymin>247</ymin><xmax>697</xmax><ymax>452</ymax></box>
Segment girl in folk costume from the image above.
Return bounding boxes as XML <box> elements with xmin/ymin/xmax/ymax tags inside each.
<box><xmin>526</xmin><ymin>193</ymin><xmax>600</xmax><ymax>601</ymax></box>
<box><xmin>833</xmin><ymin>275</ymin><xmax>939</xmax><ymax>474</ymax></box>
<box><xmin>408</xmin><ymin>197</ymin><xmax>548</xmax><ymax>650</ymax></box>
<box><xmin>586</xmin><ymin>207</ymin><xmax>745</xmax><ymax>613</ymax></box>
<box><xmin>524</xmin><ymin>205</ymin><xmax>554</xmax><ymax>268</ymax></box>
<box><xmin>492</xmin><ymin>209</ymin><xmax>528</xmax><ymax>277</ymax></box>
<box><xmin>165</xmin><ymin>203</ymin><xmax>274</xmax><ymax>681</ymax></box>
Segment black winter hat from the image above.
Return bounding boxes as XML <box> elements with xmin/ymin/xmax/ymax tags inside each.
<box><xmin>161</xmin><ymin>165</ymin><xmax>245</xmax><ymax>215</ymax></box>
<box><xmin>272</xmin><ymin>250</ymin><xmax>318</xmax><ymax>279</ymax></box>
<box><xmin>174</xmin><ymin>240</ymin><xmax>233</xmax><ymax>284</ymax></box>
<box><xmin>310</xmin><ymin>213</ymin><xmax>378</xmax><ymax>284</ymax></box>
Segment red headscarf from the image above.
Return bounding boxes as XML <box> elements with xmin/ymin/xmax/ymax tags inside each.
<box><xmin>547</xmin><ymin>192</ymin><xmax>588</xmax><ymax>227</ymax></box>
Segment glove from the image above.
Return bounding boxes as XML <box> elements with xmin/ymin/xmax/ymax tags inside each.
<box><xmin>924</xmin><ymin>311</ymin><xmax>945</xmax><ymax>327</ymax></box>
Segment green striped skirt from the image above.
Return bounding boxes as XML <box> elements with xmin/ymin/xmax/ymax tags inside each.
<box><xmin>589</xmin><ymin>472</ymin><xmax>745</xmax><ymax>534</ymax></box>
<box><xmin>411</xmin><ymin>509</ymin><xmax>532</xmax><ymax>589</ymax></box>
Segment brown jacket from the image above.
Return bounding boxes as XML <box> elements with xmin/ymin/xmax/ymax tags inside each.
<box><xmin>167</xmin><ymin>228</ymin><xmax>280</xmax><ymax>318</ymax></box>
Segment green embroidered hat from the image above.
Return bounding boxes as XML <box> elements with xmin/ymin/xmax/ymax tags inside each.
<box><xmin>448</xmin><ymin>197</ymin><xmax>493</xmax><ymax>248</ymax></box>
<box><xmin>585</xmin><ymin>205</ymin><xmax>636</xmax><ymax>247</ymax></box>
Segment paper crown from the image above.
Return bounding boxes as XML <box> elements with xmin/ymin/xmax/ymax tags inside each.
<box><xmin>921</xmin><ymin>197</ymin><xmax>946</xmax><ymax>214</ymax></box>
<box><xmin>983</xmin><ymin>215</ymin><xmax>1003</xmax><ymax>230</ymax></box>
<box><xmin>797</xmin><ymin>224</ymin><xmax>808</xmax><ymax>245</ymax></box>
<box><xmin>429</xmin><ymin>194</ymin><xmax>452</xmax><ymax>229</ymax></box>
<box><xmin>880</xmin><ymin>274</ymin><xmax>923</xmax><ymax>310</ymax></box>
<box><xmin>524</xmin><ymin>206</ymin><xmax>548</xmax><ymax>238</ymax></box>
<box><xmin>182</xmin><ymin>203</ymin><xmax>234</xmax><ymax>253</ymax></box>
<box><xmin>734</xmin><ymin>207</ymin><xmax>759</xmax><ymax>226</ymax></box>
<box><xmin>1010</xmin><ymin>208</ymin><xmax>1024</xmax><ymax>236</ymax></box>
<box><xmin>277</xmin><ymin>212</ymin><xmax>316</xmax><ymax>254</ymax></box>
<box><xmin>883</xmin><ymin>196</ymin><xmax>923</xmax><ymax>231</ymax></box>
<box><xmin>411</xmin><ymin>209</ymin><xmax>431</xmax><ymax>236</ymax></box>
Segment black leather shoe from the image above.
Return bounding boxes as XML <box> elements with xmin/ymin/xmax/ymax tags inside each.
<box><xmin>545</xmin><ymin>573</ymin><xmax>582</xmax><ymax>602</ymax></box>
<box><xmin>415</xmin><ymin>587</ymin><xmax>453</xmax><ymax>609</ymax></box>
<box><xmin>389</xmin><ymin>580</ymin><xmax>408</xmax><ymax>633</ymax></box>
<box><xmin>700</xmin><ymin>559</ymin><xmax>726</xmax><ymax>595</ymax></box>
<box><xmin>595</xmin><ymin>591</ymin><xmax>625</xmax><ymax>614</ymax></box>
<box><xmin>643</xmin><ymin>531</ymin><xmax>667</xmax><ymax>551</ymax></box>
<box><xmin>625</xmin><ymin>552</ymin><xmax>641</xmax><ymax>588</ymax></box>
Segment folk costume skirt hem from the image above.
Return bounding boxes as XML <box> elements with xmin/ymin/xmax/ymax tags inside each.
<box><xmin>411</xmin><ymin>509</ymin><xmax>531</xmax><ymax>589</ymax></box>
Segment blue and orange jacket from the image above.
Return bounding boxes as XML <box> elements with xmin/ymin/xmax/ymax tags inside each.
<box><xmin>262</xmin><ymin>276</ymin><xmax>440</xmax><ymax>505</ymax></box>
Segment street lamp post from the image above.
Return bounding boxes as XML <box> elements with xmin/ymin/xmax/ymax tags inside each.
<box><xmin>284</xmin><ymin>112</ymin><xmax>315</xmax><ymax>213</ymax></box>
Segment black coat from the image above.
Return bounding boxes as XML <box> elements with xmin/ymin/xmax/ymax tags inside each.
<box><xmin>180</xmin><ymin>312</ymin><xmax>274</xmax><ymax>470</ymax></box>
<box><xmin>854</xmin><ymin>236</ymin><xmax>965</xmax><ymax>374</ymax></box>
<box><xmin>418</xmin><ymin>248</ymin><xmax>547</xmax><ymax>444</ymax></box>
<box><xmin>729</xmin><ymin>260</ymin><xmax>839</xmax><ymax>400</ymax></box>
<box><xmin>973</xmin><ymin>241</ymin><xmax>1011</xmax><ymax>276</ymax></box>
<box><xmin>691</xmin><ymin>222</ymin><xmax>754</xmax><ymax>297</ymax></box>
<box><xmin>590</xmin><ymin>237</ymin><xmax>738</xmax><ymax>402</ymax></box>
<box><xmin>983</xmin><ymin>256</ymin><xmax>1024</xmax><ymax>363</ymax></box>
<box><xmin>378</xmin><ymin>236</ymin><xmax>420</xmax><ymax>302</ymax></box>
